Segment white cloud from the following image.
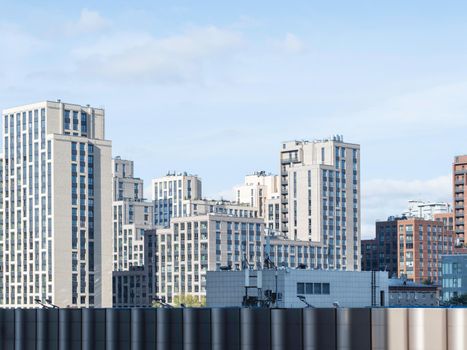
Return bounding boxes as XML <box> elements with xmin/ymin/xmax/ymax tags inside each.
<box><xmin>71</xmin><ymin>26</ymin><xmax>244</xmax><ymax>84</ymax></box>
<box><xmin>67</xmin><ymin>9</ymin><xmax>110</xmax><ymax>35</ymax></box>
<box><xmin>349</xmin><ymin>81</ymin><xmax>467</xmax><ymax>140</ymax></box>
<box><xmin>275</xmin><ymin>33</ymin><xmax>306</xmax><ymax>54</ymax></box>
<box><xmin>361</xmin><ymin>175</ymin><xmax>451</xmax><ymax>238</ymax></box>
<box><xmin>0</xmin><ymin>23</ymin><xmax>44</xmax><ymax>56</ymax></box>
<box><xmin>0</xmin><ymin>23</ymin><xmax>47</xmax><ymax>80</ymax></box>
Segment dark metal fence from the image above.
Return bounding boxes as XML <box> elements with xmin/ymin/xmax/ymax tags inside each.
<box><xmin>0</xmin><ymin>307</ymin><xmax>465</xmax><ymax>350</ymax></box>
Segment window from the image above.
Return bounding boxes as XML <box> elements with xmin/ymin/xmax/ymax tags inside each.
<box><xmin>297</xmin><ymin>282</ymin><xmax>305</xmax><ymax>294</ymax></box>
<box><xmin>81</xmin><ymin>112</ymin><xmax>87</xmax><ymax>133</ymax></box>
<box><xmin>73</xmin><ymin>111</ymin><xmax>79</xmax><ymax>130</ymax></box>
<box><xmin>322</xmin><ymin>283</ymin><xmax>330</xmax><ymax>294</ymax></box>
<box><xmin>313</xmin><ymin>283</ymin><xmax>322</xmax><ymax>294</ymax></box>
<box><xmin>64</xmin><ymin>110</ymin><xmax>70</xmax><ymax>129</ymax></box>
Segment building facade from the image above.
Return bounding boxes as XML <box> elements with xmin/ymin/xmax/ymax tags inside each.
<box><xmin>388</xmin><ymin>279</ymin><xmax>440</xmax><ymax>307</ymax></box>
<box><xmin>112</xmin><ymin>229</ymin><xmax>158</xmax><ymax>308</ymax></box>
<box><xmin>402</xmin><ymin>200</ymin><xmax>451</xmax><ymax>220</ymax></box>
<box><xmin>156</xmin><ymin>213</ymin><xmax>332</xmax><ymax>304</ymax></box>
<box><xmin>453</xmin><ymin>155</ymin><xmax>467</xmax><ymax>248</ymax></box>
<box><xmin>234</xmin><ymin>171</ymin><xmax>280</xmax><ymax>227</ymax></box>
<box><xmin>206</xmin><ymin>269</ymin><xmax>389</xmax><ymax>308</ymax></box>
<box><xmin>184</xmin><ymin>199</ymin><xmax>258</xmax><ymax>219</ymax></box>
<box><xmin>112</xmin><ymin>157</ymin><xmax>153</xmax><ymax>271</ymax></box>
<box><xmin>156</xmin><ymin>214</ymin><xmax>265</xmax><ymax>304</ymax></box>
<box><xmin>361</xmin><ymin>218</ymin><xmax>399</xmax><ymax>278</ymax></box>
<box><xmin>1</xmin><ymin>100</ymin><xmax>112</xmax><ymax>308</ymax></box>
<box><xmin>280</xmin><ymin>136</ymin><xmax>361</xmax><ymax>270</ymax></box>
<box><xmin>397</xmin><ymin>218</ymin><xmax>454</xmax><ymax>283</ymax></box>
<box><xmin>441</xmin><ymin>254</ymin><xmax>467</xmax><ymax>302</ymax></box>
<box><xmin>152</xmin><ymin>173</ymin><xmax>202</xmax><ymax>227</ymax></box>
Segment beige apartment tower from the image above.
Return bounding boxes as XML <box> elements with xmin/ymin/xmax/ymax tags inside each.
<box><xmin>112</xmin><ymin>157</ymin><xmax>153</xmax><ymax>271</ymax></box>
<box><xmin>234</xmin><ymin>171</ymin><xmax>281</xmax><ymax>231</ymax></box>
<box><xmin>152</xmin><ymin>172</ymin><xmax>202</xmax><ymax>227</ymax></box>
<box><xmin>280</xmin><ymin>136</ymin><xmax>361</xmax><ymax>270</ymax></box>
<box><xmin>0</xmin><ymin>100</ymin><xmax>112</xmax><ymax>308</ymax></box>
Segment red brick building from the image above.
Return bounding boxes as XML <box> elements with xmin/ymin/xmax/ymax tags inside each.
<box><xmin>397</xmin><ymin>218</ymin><xmax>454</xmax><ymax>283</ymax></box>
<box><xmin>453</xmin><ymin>155</ymin><xmax>467</xmax><ymax>247</ymax></box>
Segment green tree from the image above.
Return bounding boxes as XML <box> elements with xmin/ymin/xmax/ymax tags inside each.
<box><xmin>447</xmin><ymin>294</ymin><xmax>467</xmax><ymax>306</ymax></box>
<box><xmin>172</xmin><ymin>294</ymin><xmax>206</xmax><ymax>308</ymax></box>
<box><xmin>422</xmin><ymin>278</ymin><xmax>434</xmax><ymax>285</ymax></box>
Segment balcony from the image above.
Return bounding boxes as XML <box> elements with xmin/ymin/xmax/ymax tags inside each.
<box><xmin>281</xmin><ymin>157</ymin><xmax>300</xmax><ymax>164</ymax></box>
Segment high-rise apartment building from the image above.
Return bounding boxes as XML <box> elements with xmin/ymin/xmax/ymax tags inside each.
<box><xmin>397</xmin><ymin>218</ymin><xmax>454</xmax><ymax>283</ymax></box>
<box><xmin>234</xmin><ymin>171</ymin><xmax>281</xmax><ymax>231</ymax></box>
<box><xmin>280</xmin><ymin>136</ymin><xmax>361</xmax><ymax>270</ymax></box>
<box><xmin>361</xmin><ymin>217</ymin><xmax>399</xmax><ymax>278</ymax></box>
<box><xmin>234</xmin><ymin>171</ymin><xmax>279</xmax><ymax>217</ymax></box>
<box><xmin>1</xmin><ymin>100</ymin><xmax>112</xmax><ymax>308</ymax></box>
<box><xmin>113</xmin><ymin>157</ymin><xmax>143</xmax><ymax>202</ymax></box>
<box><xmin>152</xmin><ymin>172</ymin><xmax>202</xmax><ymax>227</ymax></box>
<box><xmin>112</xmin><ymin>157</ymin><xmax>153</xmax><ymax>271</ymax></box>
<box><xmin>453</xmin><ymin>155</ymin><xmax>467</xmax><ymax>248</ymax></box>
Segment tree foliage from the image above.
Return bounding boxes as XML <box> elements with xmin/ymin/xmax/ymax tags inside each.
<box><xmin>172</xmin><ymin>294</ymin><xmax>206</xmax><ymax>307</ymax></box>
<box><xmin>447</xmin><ymin>294</ymin><xmax>467</xmax><ymax>306</ymax></box>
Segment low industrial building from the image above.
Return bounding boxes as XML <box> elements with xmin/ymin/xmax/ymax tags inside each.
<box><xmin>388</xmin><ymin>278</ymin><xmax>440</xmax><ymax>306</ymax></box>
<box><xmin>206</xmin><ymin>269</ymin><xmax>389</xmax><ymax>308</ymax></box>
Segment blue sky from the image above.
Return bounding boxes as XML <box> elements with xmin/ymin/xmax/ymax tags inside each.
<box><xmin>1</xmin><ymin>1</ymin><xmax>467</xmax><ymax>237</ymax></box>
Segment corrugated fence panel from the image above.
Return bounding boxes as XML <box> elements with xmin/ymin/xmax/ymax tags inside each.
<box><xmin>447</xmin><ymin>308</ymin><xmax>467</xmax><ymax>350</ymax></box>
<box><xmin>336</xmin><ymin>308</ymin><xmax>371</xmax><ymax>350</ymax></box>
<box><xmin>183</xmin><ymin>308</ymin><xmax>211</xmax><ymax>350</ymax></box>
<box><xmin>1</xmin><ymin>307</ymin><xmax>467</xmax><ymax>349</ymax></box>
<box><xmin>131</xmin><ymin>308</ymin><xmax>157</xmax><ymax>350</ymax></box>
<box><xmin>82</xmin><ymin>308</ymin><xmax>106</xmax><ymax>350</ymax></box>
<box><xmin>15</xmin><ymin>309</ymin><xmax>36</xmax><ymax>350</ymax></box>
<box><xmin>371</xmin><ymin>308</ymin><xmax>408</xmax><ymax>350</ymax></box>
<box><xmin>0</xmin><ymin>309</ymin><xmax>15</xmax><ymax>350</ymax></box>
<box><xmin>106</xmin><ymin>309</ymin><xmax>132</xmax><ymax>350</ymax></box>
<box><xmin>156</xmin><ymin>308</ymin><xmax>183</xmax><ymax>350</ymax></box>
<box><xmin>37</xmin><ymin>308</ymin><xmax>59</xmax><ymax>350</ymax></box>
<box><xmin>408</xmin><ymin>308</ymin><xmax>447</xmax><ymax>350</ymax></box>
<box><xmin>211</xmin><ymin>308</ymin><xmax>240</xmax><ymax>350</ymax></box>
<box><xmin>58</xmin><ymin>309</ymin><xmax>82</xmax><ymax>350</ymax></box>
<box><xmin>240</xmin><ymin>308</ymin><xmax>271</xmax><ymax>350</ymax></box>
<box><xmin>271</xmin><ymin>308</ymin><xmax>302</xmax><ymax>350</ymax></box>
<box><xmin>302</xmin><ymin>308</ymin><xmax>335</xmax><ymax>350</ymax></box>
